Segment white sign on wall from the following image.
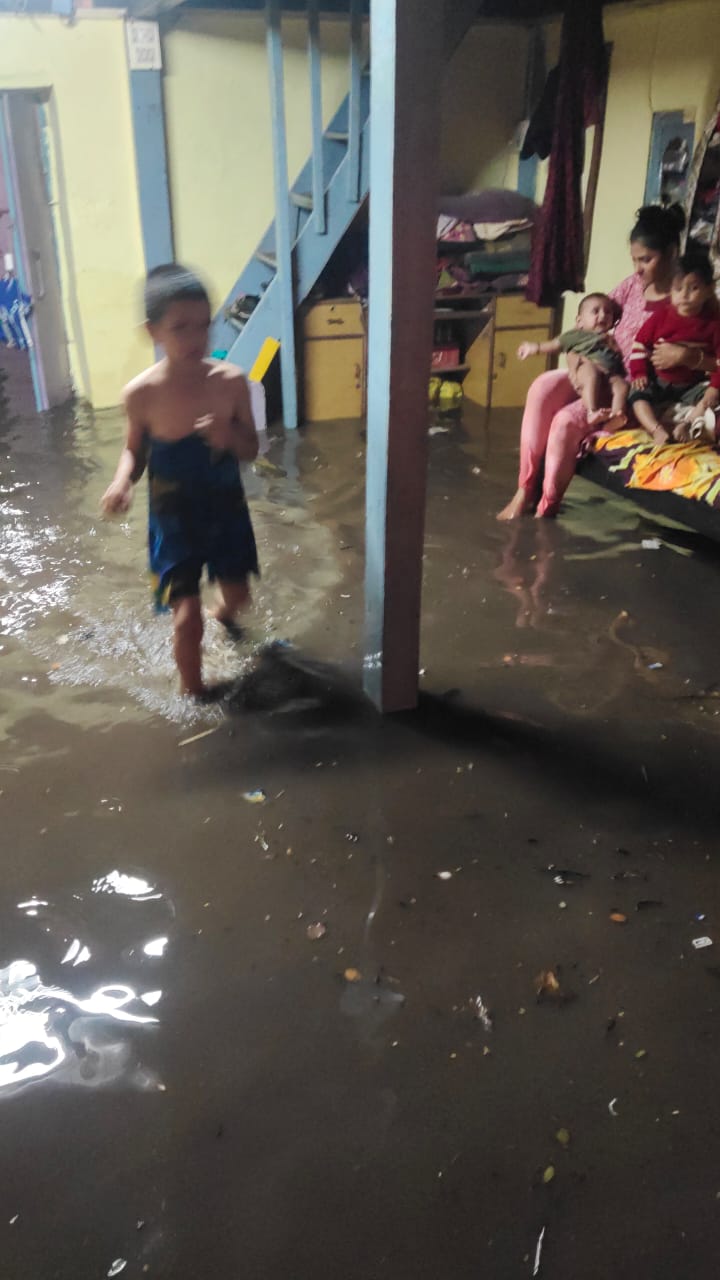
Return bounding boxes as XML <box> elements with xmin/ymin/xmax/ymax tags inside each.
<box><xmin>126</xmin><ymin>20</ymin><xmax>162</xmax><ymax>72</ymax></box>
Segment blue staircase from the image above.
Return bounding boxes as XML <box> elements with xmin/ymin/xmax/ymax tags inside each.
<box><xmin>209</xmin><ymin>71</ymin><xmax>370</xmax><ymax>374</ymax></box>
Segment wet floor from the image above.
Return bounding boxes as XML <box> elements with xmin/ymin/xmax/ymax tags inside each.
<box><xmin>2</xmin><ymin>401</ymin><xmax>720</xmax><ymax>1278</ymax></box>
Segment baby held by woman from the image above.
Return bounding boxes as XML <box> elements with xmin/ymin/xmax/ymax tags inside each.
<box><xmin>518</xmin><ymin>252</ymin><xmax>720</xmax><ymax>448</ymax></box>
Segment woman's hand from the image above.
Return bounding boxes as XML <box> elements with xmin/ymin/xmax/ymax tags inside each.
<box><xmin>194</xmin><ymin>414</ymin><xmax>233</xmax><ymax>452</ymax></box>
<box><xmin>631</xmin><ymin>376</ymin><xmax>649</xmax><ymax>391</ymax></box>
<box><xmin>651</xmin><ymin>340</ymin><xmax>688</xmax><ymax>372</ymax></box>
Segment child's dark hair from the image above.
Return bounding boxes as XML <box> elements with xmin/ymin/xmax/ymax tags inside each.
<box><xmin>674</xmin><ymin>249</ymin><xmax>715</xmax><ymax>287</ymax></box>
<box><xmin>144</xmin><ymin>263</ymin><xmax>210</xmax><ymax>325</ymax></box>
<box><xmin>579</xmin><ymin>291</ymin><xmax>622</xmax><ymax>325</ymax></box>
<box><xmin>630</xmin><ymin>203</ymin><xmax>685</xmax><ymax>254</ymax></box>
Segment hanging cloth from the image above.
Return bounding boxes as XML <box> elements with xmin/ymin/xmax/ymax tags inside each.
<box><xmin>526</xmin><ymin>0</ymin><xmax>608</xmax><ymax>307</ymax></box>
<box><xmin>0</xmin><ymin>273</ymin><xmax>33</xmax><ymax>351</ymax></box>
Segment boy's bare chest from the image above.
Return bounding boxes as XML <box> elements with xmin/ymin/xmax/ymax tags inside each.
<box><xmin>148</xmin><ymin>378</ymin><xmax>233</xmax><ymax>440</ymax></box>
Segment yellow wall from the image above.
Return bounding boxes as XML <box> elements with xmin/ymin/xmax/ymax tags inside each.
<box><xmin>440</xmin><ymin>24</ymin><xmax>529</xmax><ymax>194</ymax></box>
<box><xmin>163</xmin><ymin>12</ymin><xmax>367</xmax><ymax>310</ymax></box>
<box><xmin>0</xmin><ymin>12</ymin><xmax>147</xmax><ymax>407</ymax></box>
<box><xmin>563</xmin><ymin>0</ymin><xmax>720</xmax><ymax>323</ymax></box>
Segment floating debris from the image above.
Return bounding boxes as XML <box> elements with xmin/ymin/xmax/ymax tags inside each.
<box><xmin>692</xmin><ymin>936</ymin><xmax>713</xmax><ymax>950</ymax></box>
<box><xmin>555</xmin><ymin>1128</ymin><xmax>570</xmax><ymax>1148</ymax></box>
<box><xmin>635</xmin><ymin>1049</ymin><xmax>647</xmax><ymax>1060</ymax></box>
<box><xmin>641</xmin><ymin>538</ymin><xmax>662</xmax><ymax>550</ymax></box>
<box><xmin>472</xmin><ymin>996</ymin><xmax>493</xmax><ymax>1033</ymax></box>
<box><xmin>107</xmin><ymin>1264</ymin><xmax>127</xmax><ymax>1278</ymax></box>
<box><xmin>242</xmin><ymin>789</ymin><xmax>267</xmax><ymax>805</ymax></box>
<box><xmin>535</xmin><ymin>969</ymin><xmax>560</xmax><ymax>998</ymax></box>
<box><xmin>610</xmin><ymin>912</ymin><xmax>628</xmax><ymax>924</ymax></box>
<box><xmin>306</xmin><ymin>922</ymin><xmax>327</xmax><ymax>941</ymax></box>
<box><xmin>532</xmin><ymin>1226</ymin><xmax>546</xmax><ymax>1277</ymax></box>
<box><xmin>436</xmin><ymin>871</ymin><xmax>453</xmax><ymax>881</ymax></box>
<box><xmin>647</xmin><ymin>662</ymin><xmax>664</xmax><ymax>671</ymax></box>
<box><xmin>542</xmin><ymin>1165</ymin><xmax>555</xmax><ymax>1185</ymax></box>
<box><xmin>345</xmin><ymin>832</ymin><xmax>359</xmax><ymax>843</ymax></box>
<box><xmin>343</xmin><ymin>968</ymin><xmax>362</xmax><ymax>983</ymax></box>
<box><xmin>542</xmin><ymin>865</ymin><xmax>589</xmax><ymax>886</ymax></box>
<box><xmin>608</xmin><ymin>1097</ymin><xmax>619</xmax><ymax>1117</ymax></box>
<box><xmin>9</xmin><ymin>1215</ymin><xmax>18</xmax><ymax>1225</ymax></box>
<box><xmin>178</xmin><ymin>726</ymin><xmax>220</xmax><ymax>748</ymax></box>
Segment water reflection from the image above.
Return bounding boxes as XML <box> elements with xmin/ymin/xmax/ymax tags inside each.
<box><xmin>0</xmin><ymin>868</ymin><xmax>173</xmax><ymax>1096</ymax></box>
<box><xmin>0</xmin><ymin>959</ymin><xmax>160</xmax><ymax>1094</ymax></box>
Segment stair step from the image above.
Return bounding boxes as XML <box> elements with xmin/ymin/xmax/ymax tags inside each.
<box><xmin>290</xmin><ymin>191</ymin><xmax>314</xmax><ymax>211</ymax></box>
<box><xmin>326</xmin><ymin>130</ymin><xmax>349</xmax><ymax>143</ymax></box>
<box><xmin>255</xmin><ymin>250</ymin><xmax>277</xmax><ymax>270</ymax></box>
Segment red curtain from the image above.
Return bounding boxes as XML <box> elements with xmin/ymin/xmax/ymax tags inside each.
<box><xmin>527</xmin><ymin>0</ymin><xmax>608</xmax><ymax>307</ymax></box>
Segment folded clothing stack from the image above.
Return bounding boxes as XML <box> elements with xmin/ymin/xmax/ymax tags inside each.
<box><xmin>436</xmin><ymin>189</ymin><xmax>540</xmax><ymax>298</ymax></box>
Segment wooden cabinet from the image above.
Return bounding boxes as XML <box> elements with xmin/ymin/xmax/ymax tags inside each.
<box><xmin>301</xmin><ymin>299</ymin><xmax>366</xmax><ymax>421</ymax></box>
<box><xmin>434</xmin><ymin>294</ymin><xmax>556</xmax><ymax>410</ymax></box>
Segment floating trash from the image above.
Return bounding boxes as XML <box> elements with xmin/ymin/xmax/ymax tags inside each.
<box><xmin>608</xmin><ymin>1097</ymin><xmax>619</xmax><ymax>1117</ymax></box>
<box><xmin>107</xmin><ymin>1263</ymin><xmax>127</xmax><ymax>1278</ymax></box>
<box><xmin>472</xmin><ymin>996</ymin><xmax>493</xmax><ymax>1034</ymax></box>
<box><xmin>343</xmin><ymin>968</ymin><xmax>362</xmax><ymax>983</ymax></box>
<box><xmin>242</xmin><ymin>790</ymin><xmax>267</xmax><ymax>805</ymax></box>
<box><xmin>555</xmin><ymin>1127</ymin><xmax>570</xmax><ymax>1148</ymax></box>
<box><xmin>436</xmin><ymin>871</ymin><xmax>453</xmax><ymax>881</ymax></box>
<box><xmin>533</xmin><ymin>1226</ymin><xmax>546</xmax><ymax>1276</ymax></box>
<box><xmin>610</xmin><ymin>912</ymin><xmax>628</xmax><ymax>924</ymax></box>
<box><xmin>692</xmin><ymin>936</ymin><xmax>713</xmax><ymax>950</ymax></box>
<box><xmin>306</xmin><ymin>922</ymin><xmax>327</xmax><ymax>941</ymax></box>
<box><xmin>542</xmin><ymin>1165</ymin><xmax>555</xmax><ymax>1185</ymax></box>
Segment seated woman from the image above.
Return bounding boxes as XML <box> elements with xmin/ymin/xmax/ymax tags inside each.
<box><xmin>497</xmin><ymin>204</ymin><xmax>719</xmax><ymax>520</ymax></box>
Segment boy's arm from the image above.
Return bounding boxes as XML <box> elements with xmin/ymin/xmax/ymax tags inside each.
<box><xmin>628</xmin><ymin>318</ymin><xmax>655</xmax><ymax>386</ymax></box>
<box><xmin>517</xmin><ymin>337</ymin><xmax>561</xmax><ymax>360</ymax></box>
<box><xmin>101</xmin><ymin>386</ymin><xmax>148</xmax><ymax>514</ymax></box>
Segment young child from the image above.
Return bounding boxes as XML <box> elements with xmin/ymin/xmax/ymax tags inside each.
<box><xmin>102</xmin><ymin>264</ymin><xmax>259</xmax><ymax>698</ymax></box>
<box><xmin>628</xmin><ymin>251</ymin><xmax>720</xmax><ymax>446</ymax></box>
<box><xmin>518</xmin><ymin>292</ymin><xmax>628</xmax><ymax>430</ymax></box>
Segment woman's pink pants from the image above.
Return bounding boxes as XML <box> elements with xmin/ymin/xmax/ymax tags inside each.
<box><xmin>518</xmin><ymin>370</ymin><xmax>593</xmax><ymax>516</ymax></box>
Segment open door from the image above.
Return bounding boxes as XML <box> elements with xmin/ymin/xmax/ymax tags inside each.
<box><xmin>0</xmin><ymin>92</ymin><xmax>72</xmax><ymax>411</ymax></box>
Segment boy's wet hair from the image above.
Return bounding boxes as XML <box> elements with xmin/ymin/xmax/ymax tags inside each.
<box><xmin>578</xmin><ymin>292</ymin><xmax>622</xmax><ymax>325</ymax></box>
<box><xmin>674</xmin><ymin>250</ymin><xmax>715</xmax><ymax>288</ymax></box>
<box><xmin>144</xmin><ymin>263</ymin><xmax>210</xmax><ymax>325</ymax></box>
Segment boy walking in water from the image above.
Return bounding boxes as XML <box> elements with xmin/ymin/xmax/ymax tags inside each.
<box><xmin>102</xmin><ymin>265</ymin><xmax>259</xmax><ymax>697</ymax></box>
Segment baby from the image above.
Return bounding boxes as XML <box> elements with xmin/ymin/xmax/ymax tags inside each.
<box><xmin>628</xmin><ymin>251</ymin><xmax>720</xmax><ymax>446</ymax></box>
<box><xmin>518</xmin><ymin>292</ymin><xmax>627</xmax><ymax>429</ymax></box>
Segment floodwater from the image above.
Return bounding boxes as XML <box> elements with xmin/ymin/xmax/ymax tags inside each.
<box><xmin>3</xmin><ymin>400</ymin><xmax>720</xmax><ymax>1279</ymax></box>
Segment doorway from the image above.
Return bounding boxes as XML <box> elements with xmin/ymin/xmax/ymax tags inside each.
<box><xmin>0</xmin><ymin>90</ymin><xmax>72</xmax><ymax>416</ymax></box>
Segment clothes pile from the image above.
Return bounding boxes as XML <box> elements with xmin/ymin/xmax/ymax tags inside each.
<box><xmin>0</xmin><ymin>272</ymin><xmax>33</xmax><ymax>351</ymax></box>
<box><xmin>435</xmin><ymin>189</ymin><xmax>539</xmax><ymax>299</ymax></box>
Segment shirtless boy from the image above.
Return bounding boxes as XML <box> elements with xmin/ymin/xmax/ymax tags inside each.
<box><xmin>102</xmin><ymin>264</ymin><xmax>259</xmax><ymax>697</ymax></box>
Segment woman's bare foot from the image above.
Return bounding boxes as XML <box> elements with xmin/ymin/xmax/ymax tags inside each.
<box><xmin>497</xmin><ymin>488</ymin><xmax>533</xmax><ymax>521</ymax></box>
<box><xmin>587</xmin><ymin>407</ymin><xmax>612</xmax><ymax>427</ymax></box>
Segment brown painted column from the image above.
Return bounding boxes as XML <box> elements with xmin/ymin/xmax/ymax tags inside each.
<box><xmin>363</xmin><ymin>0</ymin><xmax>444</xmax><ymax>712</ymax></box>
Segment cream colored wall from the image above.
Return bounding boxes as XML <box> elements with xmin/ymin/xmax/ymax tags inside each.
<box><xmin>163</xmin><ymin>12</ymin><xmax>366</xmax><ymax>310</ymax></box>
<box><xmin>440</xmin><ymin>24</ymin><xmax>529</xmax><ymax>194</ymax></box>
<box><xmin>0</xmin><ymin>12</ymin><xmax>147</xmax><ymax>407</ymax></box>
<box><xmin>563</xmin><ymin>0</ymin><xmax>720</xmax><ymax>324</ymax></box>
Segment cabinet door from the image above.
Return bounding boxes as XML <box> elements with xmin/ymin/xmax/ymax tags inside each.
<box><xmin>303</xmin><ymin>337</ymin><xmax>364</xmax><ymax>421</ymax></box>
<box><xmin>491</xmin><ymin>327</ymin><xmax>549</xmax><ymax>408</ymax></box>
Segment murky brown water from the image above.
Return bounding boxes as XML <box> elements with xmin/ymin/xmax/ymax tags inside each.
<box><xmin>3</xmin><ymin>402</ymin><xmax>720</xmax><ymax>1278</ymax></box>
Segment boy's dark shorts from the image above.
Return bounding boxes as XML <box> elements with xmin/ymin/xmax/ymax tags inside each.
<box><xmin>628</xmin><ymin>377</ymin><xmax>708</xmax><ymax>411</ymax></box>
<box><xmin>165</xmin><ymin>559</ymin><xmax>250</xmax><ymax>606</ymax></box>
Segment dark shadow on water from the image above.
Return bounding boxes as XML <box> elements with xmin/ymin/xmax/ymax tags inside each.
<box><xmin>400</xmin><ymin>691</ymin><xmax>720</xmax><ymax>835</ymax></box>
<box><xmin>223</xmin><ymin>642</ymin><xmax>375</xmax><ymax>726</ymax></box>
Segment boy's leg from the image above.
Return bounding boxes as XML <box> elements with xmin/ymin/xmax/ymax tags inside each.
<box><xmin>631</xmin><ymin>396</ymin><xmax>669</xmax><ymax>445</ymax></box>
<box><xmin>571</xmin><ymin>357</ymin><xmax>609</xmax><ymax>425</ymax></box>
<box><xmin>606</xmin><ymin>375</ymin><xmax>629</xmax><ymax>430</ymax></box>
<box><xmin>213</xmin><ymin>577</ymin><xmax>251</xmax><ymax>627</ymax></box>
<box><xmin>172</xmin><ymin>595</ymin><xmax>204</xmax><ymax>696</ymax></box>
